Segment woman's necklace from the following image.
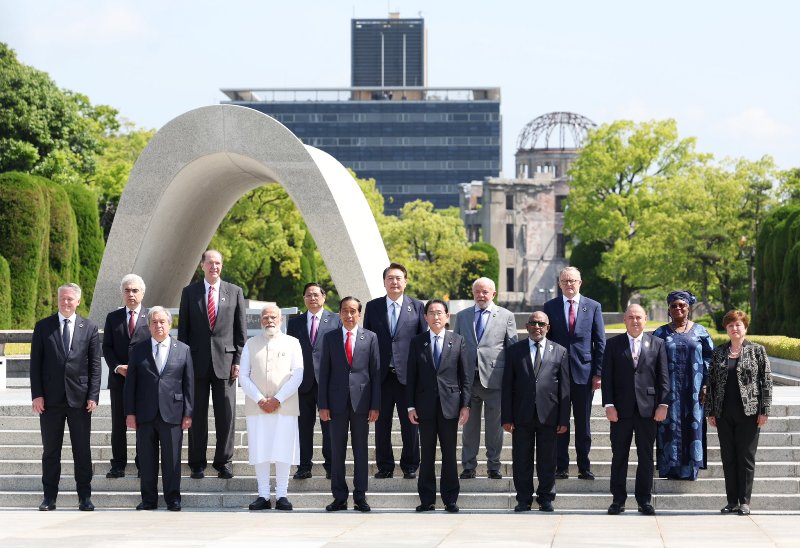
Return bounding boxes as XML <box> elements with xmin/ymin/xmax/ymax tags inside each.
<box><xmin>671</xmin><ymin>320</ymin><xmax>691</xmax><ymax>334</ymax></box>
<box><xmin>728</xmin><ymin>346</ymin><xmax>742</xmax><ymax>358</ymax></box>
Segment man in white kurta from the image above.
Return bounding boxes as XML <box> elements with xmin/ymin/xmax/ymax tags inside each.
<box><xmin>239</xmin><ymin>305</ymin><xmax>303</xmax><ymax>510</ymax></box>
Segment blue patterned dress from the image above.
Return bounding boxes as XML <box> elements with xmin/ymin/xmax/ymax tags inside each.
<box><xmin>653</xmin><ymin>323</ymin><xmax>713</xmax><ymax>480</ymax></box>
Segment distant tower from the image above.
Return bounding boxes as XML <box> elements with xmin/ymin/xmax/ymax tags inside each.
<box><xmin>351</xmin><ymin>13</ymin><xmax>426</xmax><ymax>87</ymax></box>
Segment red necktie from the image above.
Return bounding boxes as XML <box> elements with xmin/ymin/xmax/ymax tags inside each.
<box><xmin>345</xmin><ymin>331</ymin><xmax>353</xmax><ymax>367</ymax></box>
<box><xmin>208</xmin><ymin>286</ymin><xmax>217</xmax><ymax>330</ymax></box>
<box><xmin>568</xmin><ymin>299</ymin><xmax>576</xmax><ymax>335</ymax></box>
<box><xmin>128</xmin><ymin>310</ymin><xmax>136</xmax><ymax>338</ymax></box>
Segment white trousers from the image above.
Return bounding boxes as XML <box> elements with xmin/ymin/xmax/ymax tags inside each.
<box><xmin>254</xmin><ymin>461</ymin><xmax>291</xmax><ymax>498</ymax></box>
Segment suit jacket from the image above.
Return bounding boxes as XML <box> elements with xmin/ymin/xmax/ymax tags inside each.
<box><xmin>706</xmin><ymin>340</ymin><xmax>773</xmax><ymax>417</ymax></box>
<box><xmin>102</xmin><ymin>306</ymin><xmax>150</xmax><ymax>390</ymax></box>
<box><xmin>30</xmin><ymin>313</ymin><xmax>101</xmax><ymax>408</ymax></box>
<box><xmin>363</xmin><ymin>294</ymin><xmax>427</xmax><ymax>385</ymax></box>
<box><xmin>286</xmin><ymin>309</ymin><xmax>340</xmax><ymax>394</ymax></box>
<box><xmin>125</xmin><ymin>337</ymin><xmax>194</xmax><ymax>425</ymax></box>
<box><xmin>406</xmin><ymin>331</ymin><xmax>471</xmax><ymax>421</ymax></box>
<box><xmin>601</xmin><ymin>333</ymin><xmax>669</xmax><ymax>419</ymax></box>
<box><xmin>543</xmin><ymin>295</ymin><xmax>606</xmax><ymax>384</ymax></box>
<box><xmin>453</xmin><ymin>303</ymin><xmax>517</xmax><ymax>390</ymax></box>
<box><xmin>318</xmin><ymin>327</ymin><xmax>381</xmax><ymax>415</ymax></box>
<box><xmin>177</xmin><ymin>280</ymin><xmax>247</xmax><ymax>379</ymax></box>
<box><xmin>502</xmin><ymin>337</ymin><xmax>570</xmax><ymax>427</ymax></box>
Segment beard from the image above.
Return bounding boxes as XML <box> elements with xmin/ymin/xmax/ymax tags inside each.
<box><xmin>263</xmin><ymin>326</ymin><xmax>280</xmax><ymax>338</ymax></box>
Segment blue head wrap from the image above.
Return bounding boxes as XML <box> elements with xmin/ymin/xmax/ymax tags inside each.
<box><xmin>667</xmin><ymin>290</ymin><xmax>696</xmax><ymax>306</ymax></box>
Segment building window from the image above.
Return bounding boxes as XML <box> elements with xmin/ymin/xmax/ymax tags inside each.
<box><xmin>506</xmin><ymin>268</ymin><xmax>515</xmax><ymax>292</ymax></box>
<box><xmin>555</xmin><ymin>195</ymin><xmax>566</xmax><ymax>212</ymax></box>
<box><xmin>556</xmin><ymin>233</ymin><xmax>566</xmax><ymax>258</ymax></box>
<box><xmin>505</xmin><ymin>193</ymin><xmax>514</xmax><ymax>210</ymax></box>
<box><xmin>506</xmin><ymin>224</ymin><xmax>514</xmax><ymax>249</ymax></box>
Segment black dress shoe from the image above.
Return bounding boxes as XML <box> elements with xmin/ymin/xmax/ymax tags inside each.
<box><xmin>216</xmin><ymin>465</ymin><xmax>234</xmax><ymax>479</ymax></box>
<box><xmin>416</xmin><ymin>503</ymin><xmax>435</xmax><ymax>512</ymax></box>
<box><xmin>167</xmin><ymin>502</ymin><xmax>181</xmax><ymax>512</ymax></box>
<box><xmin>106</xmin><ymin>468</ymin><xmax>125</xmax><ymax>478</ymax></box>
<box><xmin>487</xmin><ymin>470</ymin><xmax>503</xmax><ymax>479</ymax></box>
<box><xmin>403</xmin><ymin>471</ymin><xmax>417</xmax><ymax>479</ymax></box>
<box><xmin>248</xmin><ymin>497</ymin><xmax>271</xmax><ymax>510</ymax></box>
<box><xmin>275</xmin><ymin>497</ymin><xmax>293</xmax><ymax>511</ymax></box>
<box><xmin>738</xmin><ymin>504</ymin><xmax>751</xmax><ymax>515</ymax></box>
<box><xmin>444</xmin><ymin>502</ymin><xmax>459</xmax><ymax>513</ymax></box>
<box><xmin>607</xmin><ymin>502</ymin><xmax>625</xmax><ymax>515</ymax></box>
<box><xmin>374</xmin><ymin>470</ymin><xmax>393</xmax><ymax>479</ymax></box>
<box><xmin>326</xmin><ymin>499</ymin><xmax>348</xmax><ymax>511</ymax></box>
<box><xmin>555</xmin><ymin>470</ymin><xmax>569</xmax><ymax>479</ymax></box>
<box><xmin>293</xmin><ymin>469</ymin><xmax>312</xmax><ymax>480</ymax></box>
<box><xmin>539</xmin><ymin>500</ymin><xmax>554</xmax><ymax>512</ymax></box>
<box><xmin>38</xmin><ymin>498</ymin><xmax>56</xmax><ymax>511</ymax></box>
<box><xmin>459</xmin><ymin>469</ymin><xmax>476</xmax><ymax>479</ymax></box>
<box><xmin>721</xmin><ymin>503</ymin><xmax>739</xmax><ymax>514</ymax></box>
<box><xmin>353</xmin><ymin>500</ymin><xmax>371</xmax><ymax>512</ymax></box>
<box><xmin>638</xmin><ymin>503</ymin><xmax>656</xmax><ymax>515</ymax></box>
<box><xmin>190</xmin><ymin>467</ymin><xmax>205</xmax><ymax>479</ymax></box>
<box><xmin>514</xmin><ymin>503</ymin><xmax>532</xmax><ymax>512</ymax></box>
<box><xmin>578</xmin><ymin>470</ymin><xmax>595</xmax><ymax>480</ymax></box>
<box><xmin>136</xmin><ymin>502</ymin><xmax>157</xmax><ymax>511</ymax></box>
<box><xmin>78</xmin><ymin>497</ymin><xmax>95</xmax><ymax>511</ymax></box>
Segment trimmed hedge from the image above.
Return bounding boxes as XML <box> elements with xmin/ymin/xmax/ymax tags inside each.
<box><xmin>64</xmin><ymin>183</ymin><xmax>104</xmax><ymax>311</ymax></box>
<box><xmin>0</xmin><ymin>255</ymin><xmax>10</xmax><ymax>329</ymax></box>
<box><xmin>0</xmin><ymin>172</ymin><xmax>49</xmax><ymax>327</ymax></box>
<box><xmin>709</xmin><ymin>333</ymin><xmax>800</xmax><ymax>361</ymax></box>
<box><xmin>41</xmin><ymin>180</ymin><xmax>80</xmax><ymax>315</ymax></box>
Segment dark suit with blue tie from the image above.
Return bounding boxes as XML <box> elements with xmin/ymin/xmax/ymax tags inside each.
<box><xmin>318</xmin><ymin>327</ymin><xmax>380</xmax><ymax>503</ymax></box>
<box><xmin>125</xmin><ymin>336</ymin><xmax>194</xmax><ymax>507</ymax></box>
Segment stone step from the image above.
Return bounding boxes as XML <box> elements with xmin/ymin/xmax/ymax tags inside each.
<box><xmin>1</xmin><ymin>490</ymin><xmax>798</xmax><ymax>511</ymax></box>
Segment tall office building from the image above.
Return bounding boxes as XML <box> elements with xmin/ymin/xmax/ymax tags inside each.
<box><xmin>351</xmin><ymin>16</ymin><xmax>426</xmax><ymax>87</ymax></box>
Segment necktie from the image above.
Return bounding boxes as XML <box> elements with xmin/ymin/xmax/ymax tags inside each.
<box><xmin>433</xmin><ymin>335</ymin><xmax>442</xmax><ymax>370</ymax></box>
<box><xmin>533</xmin><ymin>341</ymin><xmax>542</xmax><ymax>378</ymax></box>
<box><xmin>631</xmin><ymin>338</ymin><xmax>639</xmax><ymax>368</ymax></box>
<box><xmin>310</xmin><ymin>314</ymin><xmax>319</xmax><ymax>345</ymax></box>
<box><xmin>568</xmin><ymin>300</ymin><xmax>576</xmax><ymax>335</ymax></box>
<box><xmin>208</xmin><ymin>285</ymin><xmax>217</xmax><ymax>330</ymax></box>
<box><xmin>345</xmin><ymin>331</ymin><xmax>353</xmax><ymax>367</ymax></box>
<box><xmin>62</xmin><ymin>319</ymin><xmax>71</xmax><ymax>354</ymax></box>
<box><xmin>475</xmin><ymin>309</ymin><xmax>488</xmax><ymax>342</ymax></box>
<box><xmin>155</xmin><ymin>343</ymin><xmax>164</xmax><ymax>373</ymax></box>
<box><xmin>389</xmin><ymin>302</ymin><xmax>398</xmax><ymax>336</ymax></box>
<box><xmin>128</xmin><ymin>310</ymin><xmax>136</xmax><ymax>338</ymax></box>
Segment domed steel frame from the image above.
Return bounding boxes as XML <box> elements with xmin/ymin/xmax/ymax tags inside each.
<box><xmin>516</xmin><ymin>112</ymin><xmax>596</xmax><ymax>151</ymax></box>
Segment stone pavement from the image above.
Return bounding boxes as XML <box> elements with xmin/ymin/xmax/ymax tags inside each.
<box><xmin>1</xmin><ymin>509</ymin><xmax>799</xmax><ymax>547</ymax></box>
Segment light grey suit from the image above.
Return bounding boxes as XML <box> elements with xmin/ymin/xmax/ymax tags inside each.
<box><xmin>453</xmin><ymin>303</ymin><xmax>517</xmax><ymax>474</ymax></box>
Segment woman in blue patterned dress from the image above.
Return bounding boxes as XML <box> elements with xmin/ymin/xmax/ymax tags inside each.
<box><xmin>653</xmin><ymin>290</ymin><xmax>713</xmax><ymax>480</ymax></box>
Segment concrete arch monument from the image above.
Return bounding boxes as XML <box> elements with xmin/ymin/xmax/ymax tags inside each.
<box><xmin>89</xmin><ymin>105</ymin><xmax>389</xmax><ymax>324</ymax></box>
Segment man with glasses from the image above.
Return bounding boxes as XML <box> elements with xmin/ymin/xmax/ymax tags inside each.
<box><xmin>502</xmin><ymin>311</ymin><xmax>569</xmax><ymax>512</ymax></box>
<box><xmin>543</xmin><ymin>267</ymin><xmax>606</xmax><ymax>480</ymax></box>
<box><xmin>287</xmin><ymin>283</ymin><xmax>340</xmax><ymax>480</ymax></box>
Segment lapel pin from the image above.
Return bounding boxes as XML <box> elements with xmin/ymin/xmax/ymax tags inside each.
<box><xmin>323</xmin><ymin>318</ymin><xmax>329</xmax><ymax>323</ymax></box>
<box><xmin>644</xmin><ymin>340</ymin><xmax>650</xmax><ymax>348</ymax></box>
<box><xmin>407</xmin><ymin>305</ymin><xmax>412</xmax><ymax>312</ymax></box>
<box><xmin>423</xmin><ymin>341</ymin><xmax>429</xmax><ymax>347</ymax></box>
<box><xmin>448</xmin><ymin>341</ymin><xmax>453</xmax><ymax>348</ymax></box>
<box><xmin>221</xmin><ymin>297</ymin><xmax>226</xmax><ymax>302</ymax></box>
<box><xmin>78</xmin><ymin>323</ymin><xmax>84</xmax><ymax>328</ymax></box>
<box><xmin>548</xmin><ymin>344</ymin><xmax>553</xmax><ymax>352</ymax></box>
<box><xmin>582</xmin><ymin>306</ymin><xmax>587</xmax><ymax>312</ymax></box>
<box><xmin>360</xmin><ymin>335</ymin><xmax>365</xmax><ymax>340</ymax></box>
<box><xmin>492</xmin><ymin>313</ymin><xmax>497</xmax><ymax>318</ymax></box>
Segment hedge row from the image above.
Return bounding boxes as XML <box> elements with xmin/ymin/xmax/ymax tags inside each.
<box><xmin>709</xmin><ymin>333</ymin><xmax>800</xmax><ymax>362</ymax></box>
<box><xmin>0</xmin><ymin>255</ymin><xmax>10</xmax><ymax>329</ymax></box>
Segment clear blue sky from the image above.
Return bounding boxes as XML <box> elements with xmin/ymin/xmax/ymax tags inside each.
<box><xmin>3</xmin><ymin>0</ymin><xmax>798</xmax><ymax>176</ymax></box>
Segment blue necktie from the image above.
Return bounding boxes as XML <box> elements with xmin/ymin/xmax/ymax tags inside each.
<box><xmin>433</xmin><ymin>335</ymin><xmax>442</xmax><ymax>370</ymax></box>
<box><xmin>62</xmin><ymin>319</ymin><xmax>71</xmax><ymax>354</ymax></box>
<box><xmin>389</xmin><ymin>302</ymin><xmax>398</xmax><ymax>336</ymax></box>
<box><xmin>475</xmin><ymin>309</ymin><xmax>487</xmax><ymax>342</ymax></box>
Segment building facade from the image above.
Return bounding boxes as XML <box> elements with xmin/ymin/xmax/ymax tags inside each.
<box><xmin>351</xmin><ymin>16</ymin><xmax>426</xmax><ymax>87</ymax></box>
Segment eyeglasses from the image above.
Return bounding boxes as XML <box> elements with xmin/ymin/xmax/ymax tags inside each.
<box><xmin>560</xmin><ymin>279</ymin><xmax>581</xmax><ymax>285</ymax></box>
<box><xmin>526</xmin><ymin>321</ymin><xmax>548</xmax><ymax>327</ymax></box>
<box><xmin>669</xmin><ymin>303</ymin><xmax>689</xmax><ymax>309</ymax></box>
<box><xmin>304</xmin><ymin>293</ymin><xmax>323</xmax><ymax>299</ymax></box>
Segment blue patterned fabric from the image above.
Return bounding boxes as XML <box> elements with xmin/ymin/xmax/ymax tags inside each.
<box><xmin>653</xmin><ymin>323</ymin><xmax>713</xmax><ymax>480</ymax></box>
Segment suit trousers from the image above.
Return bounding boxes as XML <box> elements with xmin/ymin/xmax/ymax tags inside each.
<box><xmin>610</xmin><ymin>409</ymin><xmax>656</xmax><ymax>506</ymax></box>
<box><xmin>188</xmin><ymin>374</ymin><xmax>236</xmax><ymax>469</ymax></box>
<box><xmin>418</xmin><ymin>402</ymin><xmax>459</xmax><ymax>506</ymax></box>
<box><xmin>716</xmin><ymin>404</ymin><xmax>760</xmax><ymax>505</ymax></box>
<box><xmin>512</xmin><ymin>415</ymin><xmax>558</xmax><ymax>504</ymax></box>
<box><xmin>375</xmin><ymin>372</ymin><xmax>420</xmax><ymax>474</ymax></box>
<box><xmin>109</xmin><ymin>385</ymin><xmax>138</xmax><ymax>470</ymax></box>
<box><xmin>330</xmin><ymin>404</ymin><xmax>369</xmax><ymax>502</ymax></box>
<box><xmin>462</xmin><ymin>379</ymin><xmax>503</xmax><ymax>472</ymax></box>
<box><xmin>298</xmin><ymin>382</ymin><xmax>331</xmax><ymax>473</ymax></box>
<box><xmin>137</xmin><ymin>414</ymin><xmax>183</xmax><ymax>506</ymax></box>
<box><xmin>39</xmin><ymin>404</ymin><xmax>92</xmax><ymax>500</ymax></box>
<box><xmin>557</xmin><ymin>379</ymin><xmax>593</xmax><ymax>473</ymax></box>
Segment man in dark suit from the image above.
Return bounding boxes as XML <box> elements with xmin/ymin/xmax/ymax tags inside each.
<box><xmin>286</xmin><ymin>282</ymin><xmax>340</xmax><ymax>480</ymax></box>
<box><xmin>543</xmin><ymin>266</ymin><xmax>606</xmax><ymax>480</ymax></box>
<box><xmin>502</xmin><ymin>311</ymin><xmax>570</xmax><ymax>512</ymax></box>
<box><xmin>602</xmin><ymin>304</ymin><xmax>669</xmax><ymax>516</ymax></box>
<box><xmin>364</xmin><ymin>263</ymin><xmax>427</xmax><ymax>479</ymax></box>
<box><xmin>178</xmin><ymin>249</ymin><xmax>247</xmax><ymax>479</ymax></box>
<box><xmin>318</xmin><ymin>297</ymin><xmax>381</xmax><ymax>512</ymax></box>
<box><xmin>406</xmin><ymin>299</ymin><xmax>470</xmax><ymax>513</ymax></box>
<box><xmin>453</xmin><ymin>277</ymin><xmax>517</xmax><ymax>480</ymax></box>
<box><xmin>30</xmin><ymin>283</ymin><xmax>101</xmax><ymax>511</ymax></box>
<box><xmin>125</xmin><ymin>307</ymin><xmax>194</xmax><ymax>511</ymax></box>
<box><xmin>102</xmin><ymin>273</ymin><xmax>150</xmax><ymax>478</ymax></box>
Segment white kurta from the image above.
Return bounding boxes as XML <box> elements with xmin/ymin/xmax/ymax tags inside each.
<box><xmin>239</xmin><ymin>332</ymin><xmax>303</xmax><ymax>465</ymax></box>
